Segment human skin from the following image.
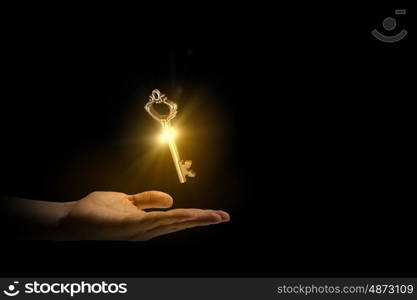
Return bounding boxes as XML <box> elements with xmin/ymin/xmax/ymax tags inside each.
<box><xmin>8</xmin><ymin>191</ymin><xmax>230</xmax><ymax>241</ymax></box>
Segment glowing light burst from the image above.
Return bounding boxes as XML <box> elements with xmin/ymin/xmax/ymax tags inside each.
<box><xmin>158</xmin><ymin>127</ymin><xmax>177</xmax><ymax>143</ymax></box>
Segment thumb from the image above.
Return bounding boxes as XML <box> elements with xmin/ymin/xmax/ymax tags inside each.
<box><xmin>128</xmin><ymin>191</ymin><xmax>173</xmax><ymax>209</ymax></box>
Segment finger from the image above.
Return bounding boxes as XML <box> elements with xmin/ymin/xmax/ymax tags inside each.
<box><xmin>186</xmin><ymin>209</ymin><xmax>230</xmax><ymax>222</ymax></box>
<box><xmin>212</xmin><ymin>210</ymin><xmax>230</xmax><ymax>222</ymax></box>
<box><xmin>142</xmin><ymin>209</ymin><xmax>223</xmax><ymax>230</ymax></box>
<box><xmin>128</xmin><ymin>191</ymin><xmax>173</xmax><ymax>209</ymax></box>
<box><xmin>138</xmin><ymin>214</ymin><xmax>225</xmax><ymax>241</ymax></box>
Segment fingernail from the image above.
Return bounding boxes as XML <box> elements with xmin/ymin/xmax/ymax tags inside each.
<box><xmin>211</xmin><ymin>213</ymin><xmax>223</xmax><ymax>223</ymax></box>
<box><xmin>216</xmin><ymin>210</ymin><xmax>230</xmax><ymax>222</ymax></box>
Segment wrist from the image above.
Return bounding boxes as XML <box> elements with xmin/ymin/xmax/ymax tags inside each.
<box><xmin>5</xmin><ymin>198</ymin><xmax>77</xmax><ymax>240</ymax></box>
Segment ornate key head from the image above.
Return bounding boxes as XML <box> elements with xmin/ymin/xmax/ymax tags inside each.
<box><xmin>144</xmin><ymin>89</ymin><xmax>177</xmax><ymax>123</ymax></box>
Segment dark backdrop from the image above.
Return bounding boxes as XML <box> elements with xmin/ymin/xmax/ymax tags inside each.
<box><xmin>1</xmin><ymin>3</ymin><xmax>414</xmax><ymax>277</ymax></box>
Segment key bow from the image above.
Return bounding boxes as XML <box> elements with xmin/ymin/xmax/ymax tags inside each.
<box><xmin>145</xmin><ymin>89</ymin><xmax>177</xmax><ymax>122</ymax></box>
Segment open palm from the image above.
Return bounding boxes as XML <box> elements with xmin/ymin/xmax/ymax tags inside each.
<box><xmin>59</xmin><ymin>191</ymin><xmax>229</xmax><ymax>241</ymax></box>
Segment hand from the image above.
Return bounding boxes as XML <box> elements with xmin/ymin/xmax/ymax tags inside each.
<box><xmin>59</xmin><ymin>191</ymin><xmax>229</xmax><ymax>241</ymax></box>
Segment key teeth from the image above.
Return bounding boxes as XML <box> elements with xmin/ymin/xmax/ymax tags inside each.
<box><xmin>180</xmin><ymin>160</ymin><xmax>196</xmax><ymax>179</ymax></box>
<box><xmin>183</xmin><ymin>160</ymin><xmax>192</xmax><ymax>168</ymax></box>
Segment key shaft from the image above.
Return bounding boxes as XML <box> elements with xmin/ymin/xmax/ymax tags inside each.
<box><xmin>161</xmin><ymin>121</ymin><xmax>186</xmax><ymax>183</ymax></box>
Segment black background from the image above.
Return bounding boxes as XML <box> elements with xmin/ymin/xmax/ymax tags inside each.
<box><xmin>1</xmin><ymin>3</ymin><xmax>414</xmax><ymax>277</ymax></box>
